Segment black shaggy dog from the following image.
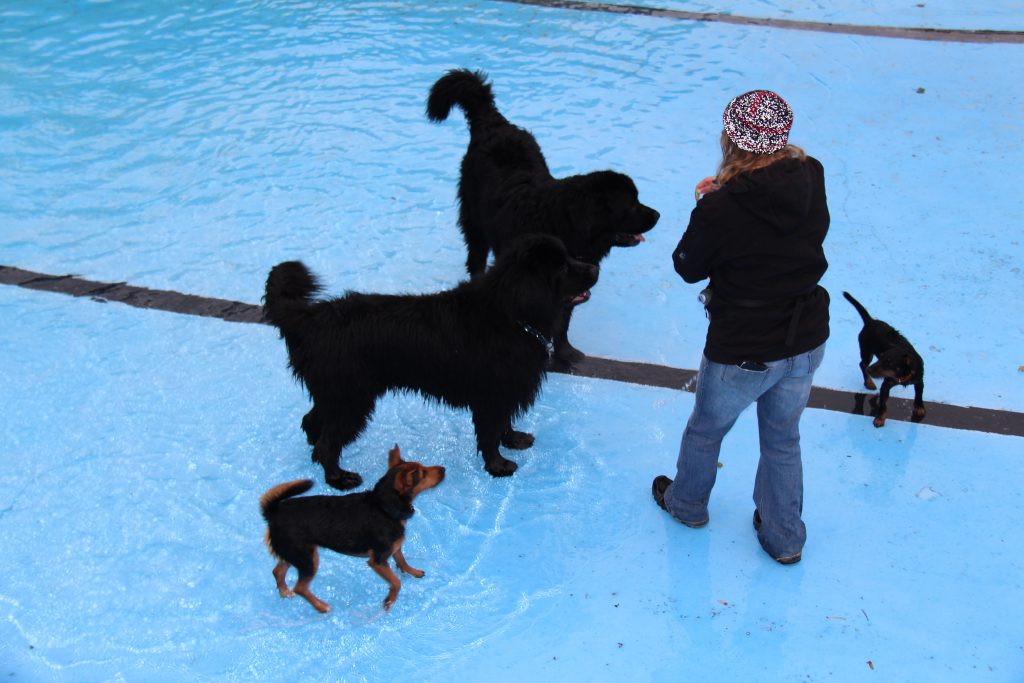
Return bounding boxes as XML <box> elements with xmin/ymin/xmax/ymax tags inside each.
<box><xmin>264</xmin><ymin>234</ymin><xmax>599</xmax><ymax>490</ymax></box>
<box><xmin>426</xmin><ymin>68</ymin><xmax>660</xmax><ymax>365</ymax></box>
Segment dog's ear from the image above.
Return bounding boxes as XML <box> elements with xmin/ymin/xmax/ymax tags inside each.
<box><xmin>488</xmin><ymin>235</ymin><xmax>567</xmax><ymax>330</ymax></box>
<box><xmin>388</xmin><ymin>443</ymin><xmax>404</xmax><ymax>469</ymax></box>
<box><xmin>394</xmin><ymin>465</ymin><xmax>425</xmax><ymax>496</ymax></box>
<box><xmin>566</xmin><ymin>189</ymin><xmax>599</xmax><ymax>239</ymax></box>
<box><xmin>567</xmin><ymin>171</ymin><xmax>635</xmax><ymax>237</ymax></box>
<box><xmin>372</xmin><ymin>468</ymin><xmax>414</xmax><ymax>520</ymax></box>
<box><xmin>519</xmin><ymin>234</ymin><xmax>566</xmax><ymax>270</ymax></box>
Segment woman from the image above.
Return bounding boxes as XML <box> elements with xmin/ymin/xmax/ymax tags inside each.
<box><xmin>652</xmin><ymin>90</ymin><xmax>830</xmax><ymax>565</ymax></box>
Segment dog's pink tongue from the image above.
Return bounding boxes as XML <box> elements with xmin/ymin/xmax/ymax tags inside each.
<box><xmin>635</xmin><ymin>234</ymin><xmax>645</xmax><ymax>242</ymax></box>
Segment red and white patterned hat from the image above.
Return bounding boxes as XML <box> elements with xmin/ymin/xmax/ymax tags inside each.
<box><xmin>723</xmin><ymin>90</ymin><xmax>793</xmax><ymax>154</ymax></box>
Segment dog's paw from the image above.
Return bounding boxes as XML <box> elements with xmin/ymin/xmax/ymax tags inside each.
<box><xmin>326</xmin><ymin>470</ymin><xmax>363</xmax><ymax>491</ymax></box>
<box><xmin>407</xmin><ymin>568</ymin><xmax>425</xmax><ymax>579</ymax></box>
<box><xmin>863</xmin><ymin>379</ymin><xmax>877</xmax><ymax>391</ymax></box>
<box><xmin>872</xmin><ymin>415</ymin><xmax>887</xmax><ymax>428</ymax></box>
<box><xmin>912</xmin><ymin>406</ymin><xmax>926</xmax><ymax>422</ymax></box>
<box><xmin>485</xmin><ymin>457</ymin><xmax>519</xmax><ymax>478</ymax></box>
<box><xmin>501</xmin><ymin>430</ymin><xmax>535</xmax><ymax>450</ymax></box>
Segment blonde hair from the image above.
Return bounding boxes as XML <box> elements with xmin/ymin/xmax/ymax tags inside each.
<box><xmin>715</xmin><ymin>131</ymin><xmax>806</xmax><ymax>186</ymax></box>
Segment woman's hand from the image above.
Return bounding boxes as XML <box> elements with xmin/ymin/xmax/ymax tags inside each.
<box><xmin>694</xmin><ymin>176</ymin><xmax>719</xmax><ymax>201</ymax></box>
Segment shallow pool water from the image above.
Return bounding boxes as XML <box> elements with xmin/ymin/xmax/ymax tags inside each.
<box><xmin>2</xmin><ymin>2</ymin><xmax>1023</xmax><ymax>681</ymax></box>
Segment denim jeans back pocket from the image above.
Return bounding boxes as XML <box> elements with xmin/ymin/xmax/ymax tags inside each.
<box><xmin>720</xmin><ymin>361</ymin><xmax>770</xmax><ymax>393</ymax></box>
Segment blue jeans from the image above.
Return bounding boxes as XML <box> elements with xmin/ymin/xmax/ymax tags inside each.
<box><xmin>663</xmin><ymin>343</ymin><xmax>825</xmax><ymax>558</ymax></box>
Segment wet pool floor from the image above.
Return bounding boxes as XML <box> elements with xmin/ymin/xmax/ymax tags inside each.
<box><xmin>1</xmin><ymin>2</ymin><xmax>1022</xmax><ymax>680</ymax></box>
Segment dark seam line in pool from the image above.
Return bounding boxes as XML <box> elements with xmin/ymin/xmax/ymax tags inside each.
<box><xmin>492</xmin><ymin>0</ymin><xmax>1024</xmax><ymax>44</ymax></box>
<box><xmin>3</xmin><ymin>264</ymin><xmax>1022</xmax><ymax>438</ymax></box>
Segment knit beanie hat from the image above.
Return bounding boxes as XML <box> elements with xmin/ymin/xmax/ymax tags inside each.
<box><xmin>723</xmin><ymin>90</ymin><xmax>793</xmax><ymax>154</ymax></box>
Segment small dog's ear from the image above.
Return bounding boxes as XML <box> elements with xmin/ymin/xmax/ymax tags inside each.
<box><xmin>388</xmin><ymin>443</ymin><xmax>403</xmax><ymax>469</ymax></box>
<box><xmin>394</xmin><ymin>466</ymin><xmax>423</xmax><ymax>496</ymax></box>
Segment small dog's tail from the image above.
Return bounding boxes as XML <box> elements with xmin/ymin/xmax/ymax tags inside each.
<box><xmin>263</xmin><ymin>261</ymin><xmax>321</xmax><ymax>338</ymax></box>
<box><xmin>426</xmin><ymin>68</ymin><xmax>503</xmax><ymax>131</ymax></box>
<box><xmin>260</xmin><ymin>479</ymin><xmax>314</xmax><ymax>521</ymax></box>
<box><xmin>842</xmin><ymin>291</ymin><xmax>873</xmax><ymax>324</ymax></box>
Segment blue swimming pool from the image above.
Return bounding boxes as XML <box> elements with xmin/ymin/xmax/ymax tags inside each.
<box><xmin>2</xmin><ymin>2</ymin><xmax>1022</xmax><ymax>680</ymax></box>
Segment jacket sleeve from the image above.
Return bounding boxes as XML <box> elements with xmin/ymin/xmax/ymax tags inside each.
<box><xmin>672</xmin><ymin>204</ymin><xmax>716</xmax><ymax>283</ymax></box>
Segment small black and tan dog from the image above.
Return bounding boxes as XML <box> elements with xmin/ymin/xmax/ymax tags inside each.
<box><xmin>260</xmin><ymin>444</ymin><xmax>445</xmax><ymax>614</ymax></box>
<box><xmin>843</xmin><ymin>291</ymin><xmax>926</xmax><ymax>427</ymax></box>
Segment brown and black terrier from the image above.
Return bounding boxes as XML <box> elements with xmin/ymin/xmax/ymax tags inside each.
<box><xmin>260</xmin><ymin>444</ymin><xmax>445</xmax><ymax>613</ymax></box>
<box><xmin>843</xmin><ymin>292</ymin><xmax>926</xmax><ymax>427</ymax></box>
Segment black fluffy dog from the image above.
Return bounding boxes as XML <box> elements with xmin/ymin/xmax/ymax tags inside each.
<box><xmin>843</xmin><ymin>291</ymin><xmax>926</xmax><ymax>427</ymax></box>
<box><xmin>264</xmin><ymin>234</ymin><xmax>599</xmax><ymax>490</ymax></box>
<box><xmin>426</xmin><ymin>68</ymin><xmax>660</xmax><ymax>365</ymax></box>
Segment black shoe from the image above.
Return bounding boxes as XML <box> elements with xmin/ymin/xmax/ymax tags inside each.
<box><xmin>753</xmin><ymin>509</ymin><xmax>801</xmax><ymax>564</ymax></box>
<box><xmin>652</xmin><ymin>476</ymin><xmax>708</xmax><ymax>528</ymax></box>
<box><xmin>775</xmin><ymin>552</ymin><xmax>802</xmax><ymax>565</ymax></box>
<box><xmin>651</xmin><ymin>476</ymin><xmax>672</xmax><ymax>512</ymax></box>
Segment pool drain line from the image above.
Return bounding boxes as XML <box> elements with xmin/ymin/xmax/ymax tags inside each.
<box><xmin>494</xmin><ymin>0</ymin><xmax>1024</xmax><ymax>44</ymax></box>
<box><xmin>2</xmin><ymin>264</ymin><xmax>1022</xmax><ymax>438</ymax></box>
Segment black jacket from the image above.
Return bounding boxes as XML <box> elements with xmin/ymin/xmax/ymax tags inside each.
<box><xmin>673</xmin><ymin>156</ymin><xmax>830</xmax><ymax>364</ymax></box>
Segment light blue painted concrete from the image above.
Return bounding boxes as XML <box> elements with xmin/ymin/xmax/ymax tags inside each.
<box><xmin>2</xmin><ymin>287</ymin><xmax>1022</xmax><ymax>681</ymax></box>
<box><xmin>1</xmin><ymin>2</ymin><xmax>1022</xmax><ymax>680</ymax></box>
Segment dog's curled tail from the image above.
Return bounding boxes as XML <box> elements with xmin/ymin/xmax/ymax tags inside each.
<box><xmin>263</xmin><ymin>260</ymin><xmax>321</xmax><ymax>334</ymax></box>
<box><xmin>260</xmin><ymin>479</ymin><xmax>314</xmax><ymax>521</ymax></box>
<box><xmin>426</xmin><ymin>68</ymin><xmax>497</xmax><ymax>125</ymax></box>
<box><xmin>842</xmin><ymin>291</ymin><xmax>873</xmax><ymax>324</ymax></box>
